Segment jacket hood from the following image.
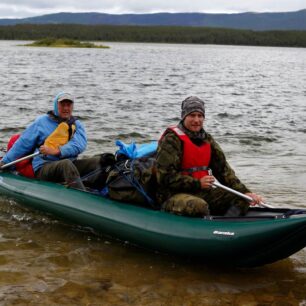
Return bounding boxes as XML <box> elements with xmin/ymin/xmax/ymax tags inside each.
<box><xmin>53</xmin><ymin>92</ymin><xmax>74</xmax><ymax>116</ymax></box>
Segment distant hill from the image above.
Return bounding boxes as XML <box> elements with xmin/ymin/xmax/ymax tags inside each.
<box><xmin>0</xmin><ymin>10</ymin><xmax>306</xmax><ymax>31</ymax></box>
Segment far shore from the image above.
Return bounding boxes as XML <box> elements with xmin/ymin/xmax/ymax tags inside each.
<box><xmin>0</xmin><ymin>23</ymin><xmax>304</xmax><ymax>48</ymax></box>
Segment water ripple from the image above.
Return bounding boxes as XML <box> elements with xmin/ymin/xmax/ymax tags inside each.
<box><xmin>1</xmin><ymin>40</ymin><xmax>306</xmax><ymax>306</ymax></box>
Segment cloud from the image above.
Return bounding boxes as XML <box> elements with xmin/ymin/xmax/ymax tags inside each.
<box><xmin>0</xmin><ymin>0</ymin><xmax>305</xmax><ymax>19</ymax></box>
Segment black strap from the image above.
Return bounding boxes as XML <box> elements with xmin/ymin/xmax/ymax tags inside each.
<box><xmin>182</xmin><ymin>166</ymin><xmax>210</xmax><ymax>173</ymax></box>
<box><xmin>283</xmin><ymin>209</ymin><xmax>306</xmax><ymax>218</ymax></box>
<box><xmin>65</xmin><ymin>163</ymin><xmax>113</xmax><ymax>189</ymax></box>
<box><xmin>67</xmin><ymin>125</ymin><xmax>73</xmax><ymax>140</ymax></box>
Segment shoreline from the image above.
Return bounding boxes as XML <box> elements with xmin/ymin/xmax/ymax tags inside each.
<box><xmin>0</xmin><ymin>24</ymin><xmax>305</xmax><ymax>48</ymax></box>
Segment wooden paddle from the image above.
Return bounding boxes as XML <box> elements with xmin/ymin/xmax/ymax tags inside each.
<box><xmin>213</xmin><ymin>180</ymin><xmax>274</xmax><ymax>208</ymax></box>
<box><xmin>0</xmin><ymin>152</ymin><xmax>40</xmax><ymax>170</ymax></box>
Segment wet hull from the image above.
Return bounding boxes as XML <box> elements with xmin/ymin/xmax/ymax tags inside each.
<box><xmin>0</xmin><ymin>172</ymin><xmax>305</xmax><ymax>267</ymax></box>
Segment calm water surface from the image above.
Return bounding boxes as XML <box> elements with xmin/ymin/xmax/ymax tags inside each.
<box><xmin>0</xmin><ymin>41</ymin><xmax>306</xmax><ymax>305</ymax></box>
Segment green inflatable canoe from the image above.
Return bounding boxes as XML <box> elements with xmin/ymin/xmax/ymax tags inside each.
<box><xmin>0</xmin><ymin>172</ymin><xmax>305</xmax><ymax>267</ymax></box>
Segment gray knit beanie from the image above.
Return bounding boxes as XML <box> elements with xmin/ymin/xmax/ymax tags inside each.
<box><xmin>181</xmin><ymin>96</ymin><xmax>205</xmax><ymax>119</ymax></box>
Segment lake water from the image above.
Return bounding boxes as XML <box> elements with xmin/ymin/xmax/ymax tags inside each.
<box><xmin>0</xmin><ymin>40</ymin><xmax>306</xmax><ymax>305</ymax></box>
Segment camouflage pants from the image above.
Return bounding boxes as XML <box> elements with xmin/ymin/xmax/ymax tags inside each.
<box><xmin>162</xmin><ymin>187</ymin><xmax>249</xmax><ymax>217</ymax></box>
<box><xmin>36</xmin><ymin>156</ymin><xmax>102</xmax><ymax>191</ymax></box>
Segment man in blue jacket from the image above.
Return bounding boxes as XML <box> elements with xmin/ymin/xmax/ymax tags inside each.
<box><xmin>1</xmin><ymin>92</ymin><xmax>101</xmax><ymax>190</ymax></box>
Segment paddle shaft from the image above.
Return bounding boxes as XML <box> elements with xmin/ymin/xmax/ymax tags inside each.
<box><xmin>212</xmin><ymin>181</ymin><xmax>273</xmax><ymax>208</ymax></box>
<box><xmin>0</xmin><ymin>152</ymin><xmax>40</xmax><ymax>170</ymax></box>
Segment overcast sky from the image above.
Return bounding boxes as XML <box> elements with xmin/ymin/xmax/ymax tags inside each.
<box><xmin>0</xmin><ymin>0</ymin><xmax>305</xmax><ymax>19</ymax></box>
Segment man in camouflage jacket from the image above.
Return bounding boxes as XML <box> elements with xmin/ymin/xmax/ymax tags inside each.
<box><xmin>156</xmin><ymin>96</ymin><xmax>263</xmax><ymax>217</ymax></box>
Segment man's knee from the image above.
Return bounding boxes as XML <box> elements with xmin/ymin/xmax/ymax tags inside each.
<box><xmin>162</xmin><ymin>193</ymin><xmax>209</xmax><ymax>217</ymax></box>
<box><xmin>57</xmin><ymin>159</ymin><xmax>75</xmax><ymax>169</ymax></box>
<box><xmin>202</xmin><ymin>188</ymin><xmax>250</xmax><ymax>216</ymax></box>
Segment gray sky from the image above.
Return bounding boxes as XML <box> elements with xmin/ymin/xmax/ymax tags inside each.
<box><xmin>0</xmin><ymin>0</ymin><xmax>305</xmax><ymax>19</ymax></box>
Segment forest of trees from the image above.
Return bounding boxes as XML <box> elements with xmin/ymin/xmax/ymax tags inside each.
<box><xmin>0</xmin><ymin>24</ymin><xmax>306</xmax><ymax>47</ymax></box>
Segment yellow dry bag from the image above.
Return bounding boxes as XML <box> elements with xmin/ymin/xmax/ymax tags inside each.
<box><xmin>44</xmin><ymin>122</ymin><xmax>76</xmax><ymax>149</ymax></box>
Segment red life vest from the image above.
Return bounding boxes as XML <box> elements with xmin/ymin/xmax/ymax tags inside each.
<box><xmin>165</xmin><ymin>126</ymin><xmax>211</xmax><ymax>179</ymax></box>
<box><xmin>6</xmin><ymin>134</ymin><xmax>35</xmax><ymax>178</ymax></box>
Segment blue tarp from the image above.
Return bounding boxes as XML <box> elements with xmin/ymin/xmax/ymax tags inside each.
<box><xmin>115</xmin><ymin>140</ymin><xmax>157</xmax><ymax>159</ymax></box>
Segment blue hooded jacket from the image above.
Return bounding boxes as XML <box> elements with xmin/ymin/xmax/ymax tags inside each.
<box><xmin>2</xmin><ymin>93</ymin><xmax>87</xmax><ymax>172</ymax></box>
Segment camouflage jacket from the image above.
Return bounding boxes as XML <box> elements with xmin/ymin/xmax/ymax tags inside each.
<box><xmin>156</xmin><ymin>126</ymin><xmax>250</xmax><ymax>204</ymax></box>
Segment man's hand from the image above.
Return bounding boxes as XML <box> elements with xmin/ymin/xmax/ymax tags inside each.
<box><xmin>39</xmin><ymin>145</ymin><xmax>60</xmax><ymax>156</ymax></box>
<box><xmin>0</xmin><ymin>161</ymin><xmax>4</xmax><ymax>169</ymax></box>
<box><xmin>200</xmin><ymin>175</ymin><xmax>215</xmax><ymax>189</ymax></box>
<box><xmin>245</xmin><ymin>193</ymin><xmax>264</xmax><ymax>206</ymax></box>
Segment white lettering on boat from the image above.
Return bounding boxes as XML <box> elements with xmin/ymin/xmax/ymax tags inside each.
<box><xmin>213</xmin><ymin>230</ymin><xmax>235</xmax><ymax>236</ymax></box>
